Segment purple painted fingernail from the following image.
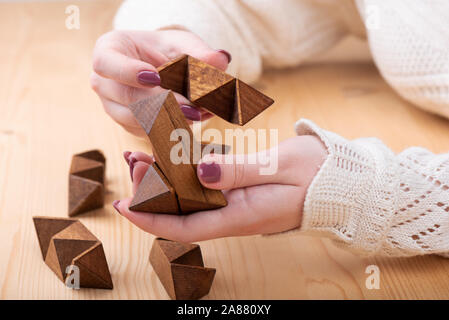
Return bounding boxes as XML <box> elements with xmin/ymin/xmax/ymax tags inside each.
<box><xmin>123</xmin><ymin>151</ymin><xmax>131</xmax><ymax>164</ymax></box>
<box><xmin>180</xmin><ymin>105</ymin><xmax>201</xmax><ymax>121</ymax></box>
<box><xmin>137</xmin><ymin>71</ymin><xmax>161</xmax><ymax>86</ymax></box>
<box><xmin>129</xmin><ymin>156</ymin><xmax>137</xmax><ymax>182</ymax></box>
<box><xmin>112</xmin><ymin>200</ymin><xmax>121</xmax><ymax>214</ymax></box>
<box><xmin>217</xmin><ymin>49</ymin><xmax>232</xmax><ymax>63</ymax></box>
<box><xmin>199</xmin><ymin>162</ymin><xmax>221</xmax><ymax>183</ymax></box>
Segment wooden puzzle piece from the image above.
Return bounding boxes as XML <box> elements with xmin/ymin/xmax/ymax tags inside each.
<box><xmin>129</xmin><ymin>91</ymin><xmax>227</xmax><ymax>214</ymax></box>
<box><xmin>33</xmin><ymin>216</ymin><xmax>113</xmax><ymax>289</ymax></box>
<box><xmin>157</xmin><ymin>55</ymin><xmax>274</xmax><ymax>125</ymax></box>
<box><xmin>69</xmin><ymin>149</ymin><xmax>105</xmax><ymax>216</ymax></box>
<box><xmin>149</xmin><ymin>238</ymin><xmax>215</xmax><ymax>300</ymax></box>
<box><xmin>129</xmin><ymin>163</ymin><xmax>180</xmax><ymax>214</ymax></box>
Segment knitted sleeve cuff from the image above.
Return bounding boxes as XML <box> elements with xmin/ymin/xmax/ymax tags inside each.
<box><xmin>292</xmin><ymin>119</ymin><xmax>398</xmax><ymax>255</ymax></box>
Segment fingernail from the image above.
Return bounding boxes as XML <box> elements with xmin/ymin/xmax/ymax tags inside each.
<box><xmin>123</xmin><ymin>151</ymin><xmax>131</xmax><ymax>164</ymax></box>
<box><xmin>180</xmin><ymin>105</ymin><xmax>201</xmax><ymax>121</ymax></box>
<box><xmin>199</xmin><ymin>162</ymin><xmax>221</xmax><ymax>183</ymax></box>
<box><xmin>137</xmin><ymin>71</ymin><xmax>161</xmax><ymax>86</ymax></box>
<box><xmin>129</xmin><ymin>156</ymin><xmax>137</xmax><ymax>182</ymax></box>
<box><xmin>112</xmin><ymin>200</ymin><xmax>121</xmax><ymax>214</ymax></box>
<box><xmin>217</xmin><ymin>49</ymin><xmax>232</xmax><ymax>63</ymax></box>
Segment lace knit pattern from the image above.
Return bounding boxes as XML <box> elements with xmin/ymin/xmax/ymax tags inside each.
<box><xmin>295</xmin><ymin>119</ymin><xmax>449</xmax><ymax>257</ymax></box>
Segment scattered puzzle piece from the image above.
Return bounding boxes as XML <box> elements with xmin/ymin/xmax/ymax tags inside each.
<box><xmin>157</xmin><ymin>55</ymin><xmax>274</xmax><ymax>125</ymax></box>
<box><xmin>150</xmin><ymin>238</ymin><xmax>215</xmax><ymax>300</ymax></box>
<box><xmin>69</xmin><ymin>149</ymin><xmax>105</xmax><ymax>216</ymax></box>
<box><xmin>33</xmin><ymin>216</ymin><xmax>113</xmax><ymax>289</ymax></box>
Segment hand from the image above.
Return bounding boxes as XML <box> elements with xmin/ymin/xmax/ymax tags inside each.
<box><xmin>114</xmin><ymin>135</ymin><xmax>327</xmax><ymax>242</ymax></box>
<box><xmin>90</xmin><ymin>29</ymin><xmax>231</xmax><ymax>136</ymax></box>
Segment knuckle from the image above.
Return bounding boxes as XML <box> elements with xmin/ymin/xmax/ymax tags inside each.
<box><xmin>89</xmin><ymin>73</ymin><xmax>100</xmax><ymax>92</ymax></box>
<box><xmin>123</xmin><ymin>85</ymin><xmax>136</xmax><ymax>105</ymax></box>
<box><xmin>231</xmin><ymin>163</ymin><xmax>246</xmax><ymax>189</ymax></box>
<box><xmin>92</xmin><ymin>54</ymin><xmax>104</xmax><ymax>75</ymax></box>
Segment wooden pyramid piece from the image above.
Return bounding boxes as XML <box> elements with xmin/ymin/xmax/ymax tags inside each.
<box><xmin>129</xmin><ymin>91</ymin><xmax>227</xmax><ymax>214</ymax></box>
<box><xmin>69</xmin><ymin>149</ymin><xmax>105</xmax><ymax>216</ymax></box>
<box><xmin>186</xmin><ymin>56</ymin><xmax>234</xmax><ymax>101</ymax></box>
<box><xmin>149</xmin><ymin>238</ymin><xmax>215</xmax><ymax>300</ymax></box>
<box><xmin>33</xmin><ymin>216</ymin><xmax>113</xmax><ymax>289</ymax></box>
<box><xmin>157</xmin><ymin>54</ymin><xmax>274</xmax><ymax>125</ymax></box>
<box><xmin>129</xmin><ymin>163</ymin><xmax>179</xmax><ymax>214</ymax></box>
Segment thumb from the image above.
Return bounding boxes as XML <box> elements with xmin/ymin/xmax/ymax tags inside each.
<box><xmin>197</xmin><ymin>49</ymin><xmax>231</xmax><ymax>72</ymax></box>
<box><xmin>197</xmin><ymin>152</ymin><xmax>280</xmax><ymax>190</ymax></box>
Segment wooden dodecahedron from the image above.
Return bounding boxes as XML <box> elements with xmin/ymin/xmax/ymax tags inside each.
<box><xmin>150</xmin><ymin>238</ymin><xmax>215</xmax><ymax>300</ymax></box>
<box><xmin>157</xmin><ymin>54</ymin><xmax>274</xmax><ymax>125</ymax></box>
<box><xmin>129</xmin><ymin>91</ymin><xmax>227</xmax><ymax>214</ymax></box>
<box><xmin>33</xmin><ymin>216</ymin><xmax>113</xmax><ymax>289</ymax></box>
<box><xmin>69</xmin><ymin>149</ymin><xmax>105</xmax><ymax>217</ymax></box>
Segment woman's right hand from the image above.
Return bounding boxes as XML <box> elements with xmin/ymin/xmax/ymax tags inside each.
<box><xmin>90</xmin><ymin>29</ymin><xmax>231</xmax><ymax>136</ymax></box>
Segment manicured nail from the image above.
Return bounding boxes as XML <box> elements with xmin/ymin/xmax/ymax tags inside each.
<box><xmin>137</xmin><ymin>71</ymin><xmax>161</xmax><ymax>86</ymax></box>
<box><xmin>217</xmin><ymin>49</ymin><xmax>232</xmax><ymax>63</ymax></box>
<box><xmin>112</xmin><ymin>200</ymin><xmax>121</xmax><ymax>214</ymax></box>
<box><xmin>129</xmin><ymin>156</ymin><xmax>137</xmax><ymax>182</ymax></box>
<box><xmin>180</xmin><ymin>105</ymin><xmax>201</xmax><ymax>121</ymax></box>
<box><xmin>199</xmin><ymin>162</ymin><xmax>221</xmax><ymax>183</ymax></box>
<box><xmin>123</xmin><ymin>151</ymin><xmax>131</xmax><ymax>164</ymax></box>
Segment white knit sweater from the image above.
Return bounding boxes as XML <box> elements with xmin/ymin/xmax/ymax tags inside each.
<box><xmin>114</xmin><ymin>0</ymin><xmax>449</xmax><ymax>257</ymax></box>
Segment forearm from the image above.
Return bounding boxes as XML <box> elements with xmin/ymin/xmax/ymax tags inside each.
<box><xmin>294</xmin><ymin>119</ymin><xmax>449</xmax><ymax>257</ymax></box>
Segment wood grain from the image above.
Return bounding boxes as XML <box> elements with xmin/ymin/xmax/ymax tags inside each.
<box><xmin>1</xmin><ymin>0</ymin><xmax>449</xmax><ymax>299</ymax></box>
<box><xmin>149</xmin><ymin>238</ymin><xmax>215</xmax><ymax>300</ymax></box>
<box><xmin>33</xmin><ymin>217</ymin><xmax>113</xmax><ymax>289</ymax></box>
<box><xmin>129</xmin><ymin>91</ymin><xmax>227</xmax><ymax>213</ymax></box>
<box><xmin>69</xmin><ymin>150</ymin><xmax>105</xmax><ymax>216</ymax></box>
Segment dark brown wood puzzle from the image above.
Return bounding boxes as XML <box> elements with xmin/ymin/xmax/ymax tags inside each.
<box><xmin>69</xmin><ymin>149</ymin><xmax>105</xmax><ymax>217</ymax></box>
<box><xmin>129</xmin><ymin>91</ymin><xmax>227</xmax><ymax>214</ymax></box>
<box><xmin>149</xmin><ymin>238</ymin><xmax>215</xmax><ymax>300</ymax></box>
<box><xmin>157</xmin><ymin>54</ymin><xmax>274</xmax><ymax>125</ymax></box>
<box><xmin>33</xmin><ymin>216</ymin><xmax>113</xmax><ymax>289</ymax></box>
<box><xmin>129</xmin><ymin>56</ymin><xmax>274</xmax><ymax>214</ymax></box>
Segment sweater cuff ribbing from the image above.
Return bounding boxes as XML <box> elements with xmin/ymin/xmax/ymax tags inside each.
<box><xmin>292</xmin><ymin>119</ymin><xmax>397</xmax><ymax>255</ymax></box>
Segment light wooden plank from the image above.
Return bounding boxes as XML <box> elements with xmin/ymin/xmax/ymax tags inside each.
<box><xmin>0</xmin><ymin>0</ymin><xmax>448</xmax><ymax>299</ymax></box>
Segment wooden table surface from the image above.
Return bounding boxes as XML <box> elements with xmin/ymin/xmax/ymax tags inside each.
<box><xmin>1</xmin><ymin>0</ymin><xmax>449</xmax><ymax>300</ymax></box>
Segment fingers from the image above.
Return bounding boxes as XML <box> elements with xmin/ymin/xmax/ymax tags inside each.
<box><xmin>99</xmin><ymin>97</ymin><xmax>146</xmax><ymax>137</ymax></box>
<box><xmin>91</xmin><ymin>72</ymin><xmax>205</xmax><ymax>123</ymax></box>
<box><xmin>114</xmin><ymin>197</ymin><xmax>233</xmax><ymax>242</ymax></box>
<box><xmin>156</xmin><ymin>30</ymin><xmax>230</xmax><ymax>71</ymax></box>
<box><xmin>113</xmin><ymin>183</ymin><xmax>302</xmax><ymax>242</ymax></box>
<box><xmin>93</xmin><ymin>46</ymin><xmax>161</xmax><ymax>89</ymax></box>
<box><xmin>131</xmin><ymin>161</ymin><xmax>151</xmax><ymax>193</ymax></box>
<box><xmin>197</xmin><ymin>151</ymin><xmax>283</xmax><ymax>190</ymax></box>
<box><xmin>91</xmin><ymin>72</ymin><xmax>192</xmax><ymax>106</ymax></box>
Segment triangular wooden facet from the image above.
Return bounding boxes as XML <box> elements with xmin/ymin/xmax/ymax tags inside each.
<box><xmin>73</xmin><ymin>243</ymin><xmax>113</xmax><ymax>289</ymax></box>
<box><xmin>157</xmin><ymin>55</ymin><xmax>188</xmax><ymax>96</ymax></box>
<box><xmin>33</xmin><ymin>216</ymin><xmax>113</xmax><ymax>290</ymax></box>
<box><xmin>68</xmin><ymin>175</ymin><xmax>103</xmax><ymax>217</ymax></box>
<box><xmin>193</xmin><ymin>79</ymin><xmax>236</xmax><ymax>122</ymax></box>
<box><xmin>75</xmin><ymin>150</ymin><xmax>105</xmax><ymax>165</ymax></box>
<box><xmin>149</xmin><ymin>238</ymin><xmax>215</xmax><ymax>300</ymax></box>
<box><xmin>187</xmin><ymin>56</ymin><xmax>234</xmax><ymax>101</ymax></box>
<box><xmin>53</xmin><ymin>221</ymin><xmax>98</xmax><ymax>242</ymax></box>
<box><xmin>171</xmin><ymin>264</ymin><xmax>216</xmax><ymax>300</ymax></box>
<box><xmin>52</xmin><ymin>238</ymin><xmax>98</xmax><ymax>281</ymax></box>
<box><xmin>178</xmin><ymin>196</ymin><xmax>228</xmax><ymax>214</ymax></box>
<box><xmin>156</xmin><ymin>238</ymin><xmax>200</xmax><ymax>264</ymax></box>
<box><xmin>128</xmin><ymin>92</ymin><xmax>170</xmax><ymax>136</ymax></box>
<box><xmin>130</xmin><ymin>164</ymin><xmax>179</xmax><ymax>214</ymax></box>
<box><xmin>70</xmin><ymin>156</ymin><xmax>104</xmax><ymax>183</ymax></box>
<box><xmin>33</xmin><ymin>217</ymin><xmax>76</xmax><ymax>259</ymax></box>
<box><xmin>235</xmin><ymin>80</ymin><xmax>274</xmax><ymax>125</ymax></box>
